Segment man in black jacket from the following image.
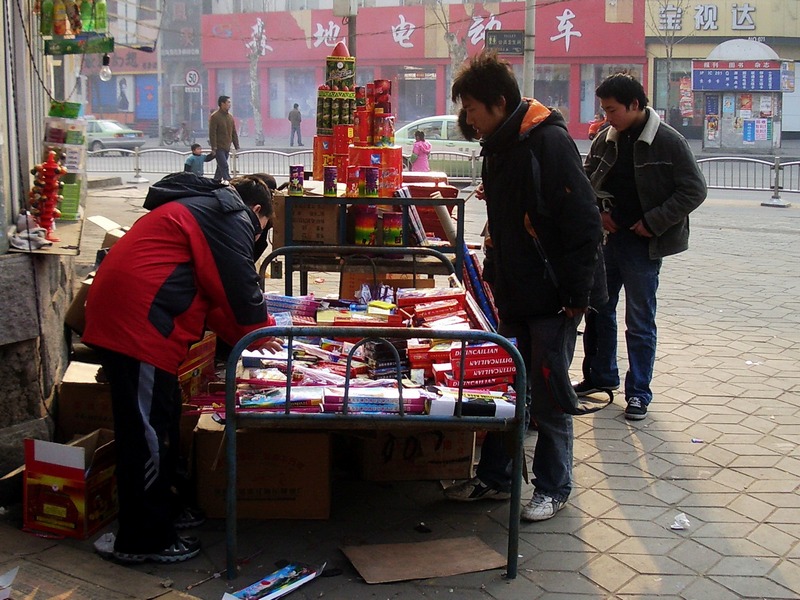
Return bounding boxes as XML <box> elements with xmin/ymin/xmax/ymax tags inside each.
<box><xmin>444</xmin><ymin>52</ymin><xmax>603</xmax><ymax>521</ymax></box>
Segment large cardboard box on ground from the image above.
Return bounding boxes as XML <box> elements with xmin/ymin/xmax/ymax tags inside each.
<box><xmin>359</xmin><ymin>429</ymin><xmax>475</xmax><ymax>481</ymax></box>
<box><xmin>23</xmin><ymin>429</ymin><xmax>118</xmax><ymax>539</ymax></box>
<box><xmin>193</xmin><ymin>414</ymin><xmax>331</xmax><ymax>519</ymax></box>
<box><xmin>271</xmin><ymin>191</ymin><xmax>340</xmax><ymax>249</ymax></box>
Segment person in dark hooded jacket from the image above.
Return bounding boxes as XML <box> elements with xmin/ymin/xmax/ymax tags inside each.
<box><xmin>83</xmin><ymin>173</ymin><xmax>281</xmax><ymax>564</ymax></box>
<box><xmin>443</xmin><ymin>52</ymin><xmax>603</xmax><ymax>522</ymax></box>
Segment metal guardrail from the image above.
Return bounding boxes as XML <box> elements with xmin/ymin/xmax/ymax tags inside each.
<box><xmin>87</xmin><ymin>147</ymin><xmax>797</xmax><ymax>204</ymax></box>
<box><xmin>86</xmin><ymin>147</ymin><xmax>482</xmax><ymax>185</ymax></box>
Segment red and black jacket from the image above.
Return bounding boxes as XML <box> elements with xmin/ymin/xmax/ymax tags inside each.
<box><xmin>84</xmin><ymin>173</ymin><xmax>274</xmax><ymax>373</ymax></box>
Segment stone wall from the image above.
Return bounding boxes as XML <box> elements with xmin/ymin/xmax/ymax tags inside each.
<box><xmin>0</xmin><ymin>252</ymin><xmax>73</xmax><ymax>476</ymax></box>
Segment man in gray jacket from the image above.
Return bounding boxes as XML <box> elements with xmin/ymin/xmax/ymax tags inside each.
<box><xmin>579</xmin><ymin>73</ymin><xmax>707</xmax><ymax>420</ymax></box>
<box><xmin>209</xmin><ymin>95</ymin><xmax>240</xmax><ymax>182</ymax></box>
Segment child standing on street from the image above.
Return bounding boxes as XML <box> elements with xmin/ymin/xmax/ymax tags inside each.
<box><xmin>184</xmin><ymin>143</ymin><xmax>214</xmax><ymax>177</ymax></box>
<box><xmin>409</xmin><ymin>130</ymin><xmax>432</xmax><ymax>171</ymax></box>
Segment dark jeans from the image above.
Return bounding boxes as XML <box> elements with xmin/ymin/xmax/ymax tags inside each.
<box><xmin>99</xmin><ymin>349</ymin><xmax>182</xmax><ymax>553</ymax></box>
<box><xmin>213</xmin><ymin>149</ymin><xmax>231</xmax><ymax>181</ymax></box>
<box><xmin>476</xmin><ymin>314</ymin><xmax>579</xmax><ymax>502</ymax></box>
<box><xmin>583</xmin><ymin>229</ymin><xmax>662</xmax><ymax>404</ymax></box>
<box><xmin>290</xmin><ymin>126</ymin><xmax>302</xmax><ymax>146</ymax></box>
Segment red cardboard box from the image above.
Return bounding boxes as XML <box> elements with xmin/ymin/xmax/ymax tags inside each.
<box><xmin>23</xmin><ymin>429</ymin><xmax>117</xmax><ymax>539</ymax></box>
<box><xmin>178</xmin><ymin>331</ymin><xmax>217</xmax><ymax>402</ymax></box>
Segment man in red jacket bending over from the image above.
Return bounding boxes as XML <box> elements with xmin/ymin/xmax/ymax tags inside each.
<box><xmin>83</xmin><ymin>173</ymin><xmax>280</xmax><ymax>564</ymax></box>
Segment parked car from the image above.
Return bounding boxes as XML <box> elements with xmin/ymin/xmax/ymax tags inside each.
<box><xmin>394</xmin><ymin>115</ymin><xmax>482</xmax><ymax>178</ymax></box>
<box><xmin>85</xmin><ymin>119</ymin><xmax>146</xmax><ymax>152</ymax></box>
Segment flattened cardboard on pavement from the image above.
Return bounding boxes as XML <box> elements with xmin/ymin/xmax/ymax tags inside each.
<box><xmin>341</xmin><ymin>536</ymin><xmax>506</xmax><ymax>583</ymax></box>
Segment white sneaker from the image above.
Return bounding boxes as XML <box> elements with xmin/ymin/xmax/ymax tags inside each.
<box><xmin>521</xmin><ymin>492</ymin><xmax>565</xmax><ymax>522</ymax></box>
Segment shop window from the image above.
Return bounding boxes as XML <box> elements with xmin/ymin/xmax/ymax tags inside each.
<box><xmin>269</xmin><ymin>67</ymin><xmax>318</xmax><ymax>120</ymax></box>
<box><xmin>580</xmin><ymin>63</ymin><xmax>641</xmax><ymax>123</ymax></box>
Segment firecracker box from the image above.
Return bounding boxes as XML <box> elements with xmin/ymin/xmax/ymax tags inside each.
<box><xmin>271</xmin><ymin>191</ymin><xmax>341</xmax><ymax>249</ymax></box>
<box><xmin>177</xmin><ymin>331</ymin><xmax>217</xmax><ymax>403</ymax></box>
<box><xmin>193</xmin><ymin>414</ymin><xmax>331</xmax><ymax>519</ymax></box>
<box><xmin>23</xmin><ymin>429</ymin><xmax>118</xmax><ymax>539</ymax></box>
<box><xmin>359</xmin><ymin>429</ymin><xmax>475</xmax><ymax>481</ymax></box>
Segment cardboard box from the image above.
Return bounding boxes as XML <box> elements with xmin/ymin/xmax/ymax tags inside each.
<box><xmin>57</xmin><ymin>361</ymin><xmax>112</xmax><ymax>441</ymax></box>
<box><xmin>359</xmin><ymin>429</ymin><xmax>475</xmax><ymax>481</ymax></box>
<box><xmin>177</xmin><ymin>331</ymin><xmax>217</xmax><ymax>402</ymax></box>
<box><xmin>193</xmin><ymin>414</ymin><xmax>331</xmax><ymax>519</ymax></box>
<box><xmin>23</xmin><ymin>429</ymin><xmax>118</xmax><ymax>539</ymax></box>
<box><xmin>64</xmin><ymin>271</ymin><xmax>95</xmax><ymax>335</ymax></box>
<box><xmin>271</xmin><ymin>192</ymin><xmax>340</xmax><ymax>249</ymax></box>
<box><xmin>87</xmin><ymin>215</ymin><xmax>129</xmax><ymax>250</ymax></box>
<box><xmin>339</xmin><ymin>272</ymin><xmax>435</xmax><ymax>301</ymax></box>
<box><xmin>56</xmin><ymin>352</ymin><xmax>205</xmax><ymax>457</ymax></box>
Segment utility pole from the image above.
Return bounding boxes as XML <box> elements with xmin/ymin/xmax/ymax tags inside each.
<box><xmin>348</xmin><ymin>14</ymin><xmax>357</xmax><ymax>57</ymax></box>
<box><xmin>522</xmin><ymin>0</ymin><xmax>536</xmax><ymax>98</ymax></box>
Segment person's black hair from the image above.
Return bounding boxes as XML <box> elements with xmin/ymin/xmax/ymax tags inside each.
<box><xmin>190</xmin><ymin>143</ymin><xmax>201</xmax><ymax>151</ymax></box>
<box><xmin>218</xmin><ymin>95</ymin><xmax>231</xmax><ymax>107</ymax></box>
<box><xmin>231</xmin><ymin>174</ymin><xmax>273</xmax><ymax>216</ymax></box>
<box><xmin>451</xmin><ymin>51</ymin><xmax>520</xmax><ymax>114</ymax></box>
<box><xmin>457</xmin><ymin>108</ymin><xmax>478</xmax><ymax>141</ymax></box>
<box><xmin>414</xmin><ymin>130</ymin><xmax>425</xmax><ymax>141</ymax></box>
<box><xmin>293</xmin><ymin>103</ymin><xmax>299</xmax><ymax>108</ymax></box>
<box><xmin>251</xmin><ymin>172</ymin><xmax>278</xmax><ymax>191</ymax></box>
<box><xmin>595</xmin><ymin>73</ymin><xmax>649</xmax><ymax>110</ymax></box>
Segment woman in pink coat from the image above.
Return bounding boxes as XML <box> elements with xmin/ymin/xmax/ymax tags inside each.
<box><xmin>410</xmin><ymin>130</ymin><xmax>432</xmax><ymax>171</ymax></box>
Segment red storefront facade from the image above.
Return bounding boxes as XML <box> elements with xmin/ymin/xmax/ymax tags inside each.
<box><xmin>200</xmin><ymin>1</ymin><xmax>646</xmax><ymax>140</ymax></box>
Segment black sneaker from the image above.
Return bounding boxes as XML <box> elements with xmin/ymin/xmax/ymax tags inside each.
<box><xmin>113</xmin><ymin>535</ymin><xmax>201</xmax><ymax>564</ymax></box>
<box><xmin>175</xmin><ymin>507</ymin><xmax>206</xmax><ymax>530</ymax></box>
<box><xmin>573</xmin><ymin>379</ymin><xmax>618</xmax><ymax>397</ymax></box>
<box><xmin>625</xmin><ymin>397</ymin><xmax>648</xmax><ymax>420</ymax></box>
<box><xmin>444</xmin><ymin>477</ymin><xmax>511</xmax><ymax>502</ymax></box>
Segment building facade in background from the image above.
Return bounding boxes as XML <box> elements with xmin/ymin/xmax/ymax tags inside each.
<box><xmin>645</xmin><ymin>0</ymin><xmax>800</xmax><ymax>138</ymax></box>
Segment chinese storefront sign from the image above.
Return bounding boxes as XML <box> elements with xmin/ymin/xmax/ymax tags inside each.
<box><xmin>658</xmin><ymin>2</ymin><xmax>756</xmax><ymax>32</ymax></box>
<box><xmin>691</xmin><ymin>60</ymin><xmax>794</xmax><ymax>92</ymax></box>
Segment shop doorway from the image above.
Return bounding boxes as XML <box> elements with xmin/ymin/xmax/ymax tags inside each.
<box><xmin>397</xmin><ymin>68</ymin><xmax>436</xmax><ymax>125</ymax></box>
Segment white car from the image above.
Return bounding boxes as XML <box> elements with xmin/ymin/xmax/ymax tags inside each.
<box><xmin>394</xmin><ymin>115</ymin><xmax>482</xmax><ymax>175</ymax></box>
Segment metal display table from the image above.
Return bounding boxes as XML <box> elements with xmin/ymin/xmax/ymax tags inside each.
<box><xmin>266</xmin><ymin>194</ymin><xmax>466</xmax><ymax>295</ymax></box>
<box><xmin>223</xmin><ymin>326</ymin><xmax>526</xmax><ymax>581</ymax></box>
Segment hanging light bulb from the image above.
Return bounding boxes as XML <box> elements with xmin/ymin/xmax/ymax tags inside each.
<box><xmin>99</xmin><ymin>54</ymin><xmax>113</xmax><ymax>82</ymax></box>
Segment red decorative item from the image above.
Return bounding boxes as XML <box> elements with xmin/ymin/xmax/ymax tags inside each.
<box><xmin>29</xmin><ymin>150</ymin><xmax>67</xmax><ymax>242</ymax></box>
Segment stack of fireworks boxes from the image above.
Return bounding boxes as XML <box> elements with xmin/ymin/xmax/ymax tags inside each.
<box><xmin>312</xmin><ymin>42</ymin><xmax>403</xmax><ymax>199</ymax></box>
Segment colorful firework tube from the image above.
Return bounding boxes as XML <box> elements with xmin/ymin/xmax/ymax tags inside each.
<box><xmin>364</xmin><ymin>166</ymin><xmax>379</xmax><ymax>198</ymax></box>
<box><xmin>323</xmin><ymin>165</ymin><xmax>338</xmax><ymax>197</ymax></box>
<box><xmin>288</xmin><ymin>164</ymin><xmax>304</xmax><ymax>196</ymax></box>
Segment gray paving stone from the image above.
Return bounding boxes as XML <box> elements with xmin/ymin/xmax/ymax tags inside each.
<box><xmin>709</xmin><ymin>575</ymin><xmax>797</xmax><ymax>598</ymax></box>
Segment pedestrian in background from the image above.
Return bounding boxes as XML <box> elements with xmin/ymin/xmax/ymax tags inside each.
<box><xmin>83</xmin><ymin>173</ymin><xmax>281</xmax><ymax>564</ymax></box>
<box><xmin>444</xmin><ymin>52</ymin><xmax>603</xmax><ymax>522</ymax></box>
<box><xmin>183</xmin><ymin>143</ymin><xmax>214</xmax><ymax>177</ymax></box>
<box><xmin>288</xmin><ymin>103</ymin><xmax>303</xmax><ymax>147</ymax></box>
<box><xmin>409</xmin><ymin>130</ymin><xmax>432</xmax><ymax>171</ymax></box>
<box><xmin>578</xmin><ymin>73</ymin><xmax>706</xmax><ymax>420</ymax></box>
<box><xmin>209</xmin><ymin>95</ymin><xmax>240</xmax><ymax>182</ymax></box>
